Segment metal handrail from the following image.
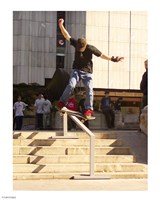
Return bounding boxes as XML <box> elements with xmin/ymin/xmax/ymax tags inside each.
<box><xmin>69</xmin><ymin>115</ymin><xmax>95</xmax><ymax>176</ymax></box>
<box><xmin>62</xmin><ymin>112</ymin><xmax>95</xmax><ymax>176</ymax></box>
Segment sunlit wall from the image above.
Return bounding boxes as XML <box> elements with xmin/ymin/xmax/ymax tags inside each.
<box><xmin>85</xmin><ymin>11</ymin><xmax>147</xmax><ymax>89</ymax></box>
<box><xmin>13</xmin><ymin>11</ymin><xmax>147</xmax><ymax>90</ymax></box>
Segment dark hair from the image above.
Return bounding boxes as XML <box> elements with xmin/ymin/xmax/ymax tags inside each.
<box><xmin>43</xmin><ymin>93</ymin><xmax>48</xmax><ymax>100</ymax></box>
<box><xmin>76</xmin><ymin>38</ymin><xmax>87</xmax><ymax>51</ymax></box>
<box><xmin>17</xmin><ymin>95</ymin><xmax>21</xmax><ymax>99</ymax></box>
<box><xmin>104</xmin><ymin>91</ymin><xmax>109</xmax><ymax>94</ymax></box>
<box><xmin>144</xmin><ymin>59</ymin><xmax>148</xmax><ymax>64</ymax></box>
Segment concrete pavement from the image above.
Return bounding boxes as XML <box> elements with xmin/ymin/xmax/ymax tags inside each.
<box><xmin>13</xmin><ymin>179</ymin><xmax>147</xmax><ymax>191</ymax></box>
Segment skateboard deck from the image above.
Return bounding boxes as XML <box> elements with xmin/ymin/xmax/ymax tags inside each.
<box><xmin>55</xmin><ymin>106</ymin><xmax>95</xmax><ymax>121</ymax></box>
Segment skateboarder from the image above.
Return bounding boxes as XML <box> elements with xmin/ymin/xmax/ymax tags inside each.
<box><xmin>57</xmin><ymin>18</ymin><xmax>124</xmax><ymax>120</ymax></box>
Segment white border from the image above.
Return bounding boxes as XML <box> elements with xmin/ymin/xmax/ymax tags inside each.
<box><xmin>0</xmin><ymin>0</ymin><xmax>160</xmax><ymax>199</ymax></box>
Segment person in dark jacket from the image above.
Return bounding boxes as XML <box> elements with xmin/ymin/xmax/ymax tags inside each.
<box><xmin>140</xmin><ymin>59</ymin><xmax>148</xmax><ymax>108</ymax></box>
<box><xmin>100</xmin><ymin>91</ymin><xmax>115</xmax><ymax>129</ymax></box>
<box><xmin>114</xmin><ymin>97</ymin><xmax>123</xmax><ymax>111</ymax></box>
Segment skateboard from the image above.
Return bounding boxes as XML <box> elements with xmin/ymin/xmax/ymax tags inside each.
<box><xmin>55</xmin><ymin>106</ymin><xmax>95</xmax><ymax>121</ymax></box>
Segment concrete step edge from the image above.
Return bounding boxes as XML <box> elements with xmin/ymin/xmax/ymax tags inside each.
<box><xmin>13</xmin><ymin>138</ymin><xmax>124</xmax><ymax>146</ymax></box>
<box><xmin>13</xmin><ymin>154</ymin><xmax>136</xmax><ymax>164</ymax></box>
<box><xmin>13</xmin><ymin>163</ymin><xmax>147</xmax><ymax>166</ymax></box>
<box><xmin>13</xmin><ymin>131</ymin><xmax>118</xmax><ymax>139</ymax></box>
<box><xmin>13</xmin><ymin>146</ymin><xmax>131</xmax><ymax>155</ymax></box>
<box><xmin>13</xmin><ymin>172</ymin><xmax>148</xmax><ymax>180</ymax></box>
<box><xmin>13</xmin><ymin>146</ymin><xmax>130</xmax><ymax>149</ymax></box>
<box><xmin>13</xmin><ymin>163</ymin><xmax>147</xmax><ymax>173</ymax></box>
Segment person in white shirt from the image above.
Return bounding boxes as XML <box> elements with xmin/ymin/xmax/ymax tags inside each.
<box><xmin>13</xmin><ymin>96</ymin><xmax>28</xmax><ymax>130</ymax></box>
<box><xmin>34</xmin><ymin>93</ymin><xmax>45</xmax><ymax>130</ymax></box>
<box><xmin>43</xmin><ymin>94</ymin><xmax>52</xmax><ymax>129</ymax></box>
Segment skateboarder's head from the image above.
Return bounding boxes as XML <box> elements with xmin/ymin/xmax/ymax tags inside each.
<box><xmin>76</xmin><ymin>38</ymin><xmax>87</xmax><ymax>52</ymax></box>
<box><xmin>144</xmin><ymin>59</ymin><xmax>148</xmax><ymax>70</ymax></box>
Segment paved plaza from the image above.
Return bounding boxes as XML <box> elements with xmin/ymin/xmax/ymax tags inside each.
<box><xmin>13</xmin><ymin>178</ymin><xmax>147</xmax><ymax>191</ymax></box>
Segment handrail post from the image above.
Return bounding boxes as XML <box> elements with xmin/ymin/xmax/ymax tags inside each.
<box><xmin>69</xmin><ymin>115</ymin><xmax>95</xmax><ymax>176</ymax></box>
<box><xmin>63</xmin><ymin>112</ymin><xmax>68</xmax><ymax>136</ymax></box>
<box><xmin>62</xmin><ymin>112</ymin><xmax>110</xmax><ymax>180</ymax></box>
<box><xmin>90</xmin><ymin>135</ymin><xmax>95</xmax><ymax>176</ymax></box>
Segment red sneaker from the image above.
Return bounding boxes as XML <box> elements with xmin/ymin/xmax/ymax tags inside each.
<box><xmin>84</xmin><ymin>109</ymin><xmax>95</xmax><ymax>120</ymax></box>
<box><xmin>58</xmin><ymin>101</ymin><xmax>65</xmax><ymax>109</ymax></box>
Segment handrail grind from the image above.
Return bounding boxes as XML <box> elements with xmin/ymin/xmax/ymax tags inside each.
<box><xmin>69</xmin><ymin>115</ymin><xmax>95</xmax><ymax>176</ymax></box>
<box><xmin>62</xmin><ymin>112</ymin><xmax>110</xmax><ymax>179</ymax></box>
<box><xmin>62</xmin><ymin>112</ymin><xmax>95</xmax><ymax>176</ymax></box>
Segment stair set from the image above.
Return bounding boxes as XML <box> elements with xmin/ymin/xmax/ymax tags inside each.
<box><xmin>13</xmin><ymin>130</ymin><xmax>147</xmax><ymax>180</ymax></box>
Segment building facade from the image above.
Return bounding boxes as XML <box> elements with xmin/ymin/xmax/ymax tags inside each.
<box><xmin>13</xmin><ymin>11</ymin><xmax>147</xmax><ymax>90</ymax></box>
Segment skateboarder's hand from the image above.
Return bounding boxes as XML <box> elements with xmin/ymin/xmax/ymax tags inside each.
<box><xmin>111</xmin><ymin>56</ymin><xmax>124</xmax><ymax>62</ymax></box>
<box><xmin>58</xmin><ymin>18</ymin><xmax>64</xmax><ymax>25</ymax></box>
<box><xmin>117</xmin><ymin>57</ymin><xmax>124</xmax><ymax>62</ymax></box>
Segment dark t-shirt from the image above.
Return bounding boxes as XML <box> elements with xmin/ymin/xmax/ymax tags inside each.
<box><xmin>78</xmin><ymin>98</ymin><xmax>85</xmax><ymax>113</ymax></box>
<box><xmin>101</xmin><ymin>96</ymin><xmax>111</xmax><ymax>111</ymax></box>
<box><xmin>140</xmin><ymin>69</ymin><xmax>148</xmax><ymax>95</ymax></box>
<box><xmin>114</xmin><ymin>101</ymin><xmax>121</xmax><ymax>111</ymax></box>
<box><xmin>70</xmin><ymin>38</ymin><xmax>102</xmax><ymax>73</ymax></box>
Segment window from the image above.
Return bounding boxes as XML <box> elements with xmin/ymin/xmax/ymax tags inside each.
<box><xmin>56</xmin><ymin>55</ymin><xmax>64</xmax><ymax>68</ymax></box>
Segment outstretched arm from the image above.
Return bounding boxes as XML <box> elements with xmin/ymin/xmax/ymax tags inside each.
<box><xmin>100</xmin><ymin>54</ymin><xmax>124</xmax><ymax>62</ymax></box>
<box><xmin>58</xmin><ymin>18</ymin><xmax>71</xmax><ymax>41</ymax></box>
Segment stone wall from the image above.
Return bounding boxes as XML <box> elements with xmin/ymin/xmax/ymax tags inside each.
<box><xmin>45</xmin><ymin>111</ymin><xmax>139</xmax><ymax>130</ymax></box>
<box><xmin>21</xmin><ymin>109</ymin><xmax>139</xmax><ymax>130</ymax></box>
<box><xmin>140</xmin><ymin>106</ymin><xmax>148</xmax><ymax>135</ymax></box>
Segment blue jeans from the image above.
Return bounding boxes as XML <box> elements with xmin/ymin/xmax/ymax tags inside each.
<box><xmin>60</xmin><ymin>69</ymin><xmax>93</xmax><ymax>110</ymax></box>
<box><xmin>35</xmin><ymin>113</ymin><xmax>43</xmax><ymax>130</ymax></box>
<box><xmin>15</xmin><ymin>116</ymin><xmax>23</xmax><ymax>130</ymax></box>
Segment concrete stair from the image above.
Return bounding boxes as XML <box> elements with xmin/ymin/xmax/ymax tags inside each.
<box><xmin>13</xmin><ymin>131</ymin><xmax>147</xmax><ymax>180</ymax></box>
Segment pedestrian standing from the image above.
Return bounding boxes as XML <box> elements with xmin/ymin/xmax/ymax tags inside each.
<box><xmin>100</xmin><ymin>91</ymin><xmax>115</xmax><ymax>129</ymax></box>
<box><xmin>13</xmin><ymin>96</ymin><xmax>28</xmax><ymax>130</ymax></box>
<box><xmin>43</xmin><ymin>94</ymin><xmax>52</xmax><ymax>129</ymax></box>
<box><xmin>34</xmin><ymin>93</ymin><xmax>44</xmax><ymax>130</ymax></box>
